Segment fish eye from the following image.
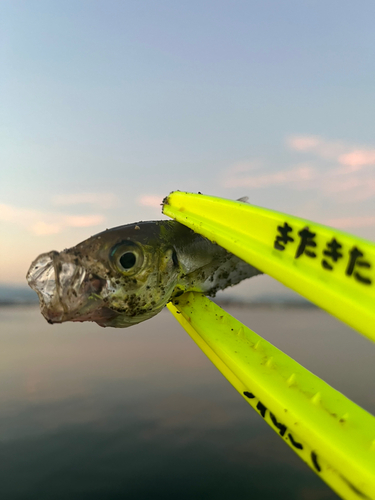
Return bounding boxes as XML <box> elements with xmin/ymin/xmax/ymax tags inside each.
<box><xmin>110</xmin><ymin>241</ymin><xmax>144</xmax><ymax>275</ymax></box>
<box><xmin>119</xmin><ymin>252</ymin><xmax>136</xmax><ymax>270</ymax></box>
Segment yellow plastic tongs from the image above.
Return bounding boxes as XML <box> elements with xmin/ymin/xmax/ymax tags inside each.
<box><xmin>162</xmin><ymin>191</ymin><xmax>375</xmax><ymax>500</ymax></box>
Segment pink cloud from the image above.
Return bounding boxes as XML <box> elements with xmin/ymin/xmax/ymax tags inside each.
<box><xmin>222</xmin><ymin>135</ymin><xmax>375</xmax><ymax>205</ymax></box>
<box><xmin>0</xmin><ymin>203</ymin><xmax>105</xmax><ymax>235</ymax></box>
<box><xmin>287</xmin><ymin>136</ymin><xmax>321</xmax><ymax>151</ymax></box>
<box><xmin>338</xmin><ymin>150</ymin><xmax>375</xmax><ymax>169</ymax></box>
<box><xmin>285</xmin><ymin>135</ymin><xmax>375</xmax><ymax>201</ymax></box>
<box><xmin>322</xmin><ymin>177</ymin><xmax>375</xmax><ymax>202</ymax></box>
<box><xmin>288</xmin><ymin>135</ymin><xmax>375</xmax><ymax>171</ymax></box>
<box><xmin>287</xmin><ymin>135</ymin><xmax>347</xmax><ymax>161</ymax></box>
<box><xmin>52</xmin><ymin>192</ymin><xmax>119</xmax><ymax>209</ymax></box>
<box><xmin>224</xmin><ymin>165</ymin><xmax>317</xmax><ymax>189</ymax></box>
<box><xmin>31</xmin><ymin>222</ymin><xmax>61</xmax><ymax>236</ymax></box>
<box><xmin>325</xmin><ymin>216</ymin><xmax>375</xmax><ymax>229</ymax></box>
<box><xmin>65</xmin><ymin>215</ymin><xmax>105</xmax><ymax>227</ymax></box>
<box><xmin>138</xmin><ymin>195</ymin><xmax>163</xmax><ymax>208</ymax></box>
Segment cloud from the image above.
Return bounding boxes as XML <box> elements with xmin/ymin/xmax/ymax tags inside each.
<box><xmin>288</xmin><ymin>135</ymin><xmax>375</xmax><ymax>170</ymax></box>
<box><xmin>0</xmin><ymin>203</ymin><xmax>105</xmax><ymax>235</ymax></box>
<box><xmin>138</xmin><ymin>195</ymin><xmax>163</xmax><ymax>208</ymax></box>
<box><xmin>338</xmin><ymin>150</ymin><xmax>375</xmax><ymax>169</ymax></box>
<box><xmin>287</xmin><ymin>135</ymin><xmax>375</xmax><ymax>200</ymax></box>
<box><xmin>31</xmin><ymin>221</ymin><xmax>62</xmax><ymax>235</ymax></box>
<box><xmin>325</xmin><ymin>216</ymin><xmax>375</xmax><ymax>229</ymax></box>
<box><xmin>52</xmin><ymin>192</ymin><xmax>119</xmax><ymax>209</ymax></box>
<box><xmin>324</xmin><ymin>175</ymin><xmax>375</xmax><ymax>195</ymax></box>
<box><xmin>64</xmin><ymin>214</ymin><xmax>105</xmax><ymax>228</ymax></box>
<box><xmin>224</xmin><ymin>164</ymin><xmax>316</xmax><ymax>189</ymax></box>
<box><xmin>223</xmin><ymin>135</ymin><xmax>375</xmax><ymax>203</ymax></box>
<box><xmin>287</xmin><ymin>136</ymin><xmax>321</xmax><ymax>151</ymax></box>
<box><xmin>287</xmin><ymin>135</ymin><xmax>347</xmax><ymax>161</ymax></box>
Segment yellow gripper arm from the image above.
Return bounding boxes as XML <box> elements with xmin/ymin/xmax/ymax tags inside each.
<box><xmin>162</xmin><ymin>191</ymin><xmax>375</xmax><ymax>500</ymax></box>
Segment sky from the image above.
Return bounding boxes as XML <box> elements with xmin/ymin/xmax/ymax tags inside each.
<box><xmin>1</xmin><ymin>0</ymin><xmax>375</xmax><ymax>293</ymax></box>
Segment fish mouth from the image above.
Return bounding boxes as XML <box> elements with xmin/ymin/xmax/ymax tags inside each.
<box><xmin>26</xmin><ymin>251</ymin><xmax>107</xmax><ymax>324</ymax></box>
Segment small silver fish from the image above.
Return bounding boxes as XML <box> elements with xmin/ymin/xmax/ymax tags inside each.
<box><xmin>27</xmin><ymin>220</ymin><xmax>261</xmax><ymax>327</ymax></box>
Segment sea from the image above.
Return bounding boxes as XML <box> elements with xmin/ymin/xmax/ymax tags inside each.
<box><xmin>0</xmin><ymin>304</ymin><xmax>374</xmax><ymax>500</ymax></box>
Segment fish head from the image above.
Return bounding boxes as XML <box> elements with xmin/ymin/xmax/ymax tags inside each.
<box><xmin>26</xmin><ymin>222</ymin><xmax>180</xmax><ymax>327</ymax></box>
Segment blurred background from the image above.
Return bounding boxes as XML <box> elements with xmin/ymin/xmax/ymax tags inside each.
<box><xmin>1</xmin><ymin>1</ymin><xmax>375</xmax><ymax>499</ymax></box>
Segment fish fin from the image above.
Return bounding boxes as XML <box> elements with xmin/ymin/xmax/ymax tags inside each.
<box><xmin>202</xmin><ymin>254</ymin><xmax>262</xmax><ymax>296</ymax></box>
<box><xmin>236</xmin><ymin>196</ymin><xmax>249</xmax><ymax>203</ymax></box>
<box><xmin>182</xmin><ymin>253</ymin><xmax>262</xmax><ymax>298</ymax></box>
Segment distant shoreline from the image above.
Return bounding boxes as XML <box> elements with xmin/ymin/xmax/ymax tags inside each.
<box><xmin>0</xmin><ymin>300</ymin><xmax>316</xmax><ymax>309</ymax></box>
<box><xmin>0</xmin><ymin>285</ymin><xmax>316</xmax><ymax>309</ymax></box>
<box><xmin>0</xmin><ymin>301</ymin><xmax>39</xmax><ymax>307</ymax></box>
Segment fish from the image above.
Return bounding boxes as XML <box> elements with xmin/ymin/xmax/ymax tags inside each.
<box><xmin>26</xmin><ymin>220</ymin><xmax>262</xmax><ymax>328</ymax></box>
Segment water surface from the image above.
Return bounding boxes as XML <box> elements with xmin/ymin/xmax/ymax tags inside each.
<box><xmin>0</xmin><ymin>305</ymin><xmax>374</xmax><ymax>499</ymax></box>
